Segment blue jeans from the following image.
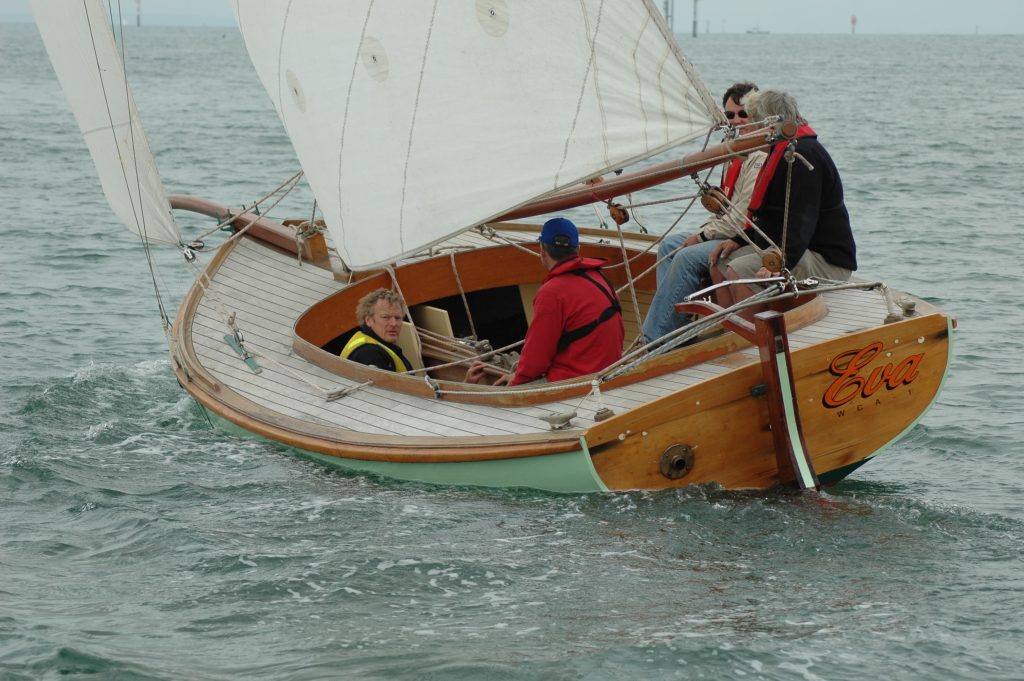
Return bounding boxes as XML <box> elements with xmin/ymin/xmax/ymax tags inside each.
<box><xmin>643</xmin><ymin>237</ymin><xmax>719</xmax><ymax>343</ymax></box>
<box><xmin>655</xmin><ymin>232</ymin><xmax>686</xmax><ymax>289</ymax></box>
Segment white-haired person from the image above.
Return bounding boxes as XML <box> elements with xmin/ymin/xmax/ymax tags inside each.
<box><xmin>711</xmin><ymin>89</ymin><xmax>857</xmax><ymax>311</ymax></box>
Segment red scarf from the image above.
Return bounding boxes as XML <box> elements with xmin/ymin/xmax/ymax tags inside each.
<box><xmin>721</xmin><ymin>158</ymin><xmax>743</xmax><ymax>199</ymax></box>
<box><xmin>747</xmin><ymin>125</ymin><xmax>816</xmax><ymax>213</ymax></box>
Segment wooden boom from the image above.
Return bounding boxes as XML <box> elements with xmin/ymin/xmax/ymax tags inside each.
<box><xmin>495</xmin><ymin>128</ymin><xmax>778</xmax><ymax>222</ymax></box>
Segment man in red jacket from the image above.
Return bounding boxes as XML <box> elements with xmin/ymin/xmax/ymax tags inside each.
<box><xmin>466</xmin><ymin>217</ymin><xmax>624</xmax><ymax>386</ymax></box>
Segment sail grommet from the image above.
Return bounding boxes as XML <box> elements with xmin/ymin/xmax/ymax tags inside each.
<box><xmin>285</xmin><ymin>70</ymin><xmax>306</xmax><ymax>112</ymax></box>
<box><xmin>476</xmin><ymin>0</ymin><xmax>510</xmax><ymax>37</ymax></box>
<box><xmin>360</xmin><ymin>37</ymin><xmax>390</xmax><ymax>81</ymax></box>
<box><xmin>659</xmin><ymin>444</ymin><xmax>695</xmax><ymax>480</ymax></box>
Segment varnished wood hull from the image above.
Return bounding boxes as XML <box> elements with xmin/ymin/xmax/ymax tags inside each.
<box><xmin>586</xmin><ymin>312</ymin><xmax>952</xmax><ymax>490</ymax></box>
<box><xmin>169</xmin><ymin>219</ymin><xmax>954</xmax><ymax>493</ymax></box>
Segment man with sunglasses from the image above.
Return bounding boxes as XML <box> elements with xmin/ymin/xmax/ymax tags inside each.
<box><xmin>711</xmin><ymin>89</ymin><xmax>856</xmax><ymax>312</ymax></box>
<box><xmin>642</xmin><ymin>82</ymin><xmax>767</xmax><ymax>343</ymax></box>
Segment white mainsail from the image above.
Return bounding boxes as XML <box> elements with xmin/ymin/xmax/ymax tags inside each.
<box><xmin>33</xmin><ymin>0</ymin><xmax>181</xmax><ymax>246</ymax></box>
<box><xmin>233</xmin><ymin>0</ymin><xmax>723</xmax><ymax>269</ymax></box>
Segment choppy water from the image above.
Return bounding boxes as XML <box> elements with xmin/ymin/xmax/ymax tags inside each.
<box><xmin>2</xmin><ymin>23</ymin><xmax>1023</xmax><ymax>680</ymax></box>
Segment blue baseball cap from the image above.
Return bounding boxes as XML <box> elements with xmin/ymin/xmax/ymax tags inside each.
<box><xmin>539</xmin><ymin>217</ymin><xmax>579</xmax><ymax>249</ymax></box>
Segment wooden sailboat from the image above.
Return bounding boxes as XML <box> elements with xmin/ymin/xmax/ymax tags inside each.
<box><xmin>34</xmin><ymin>1</ymin><xmax>954</xmax><ymax>493</ymax></box>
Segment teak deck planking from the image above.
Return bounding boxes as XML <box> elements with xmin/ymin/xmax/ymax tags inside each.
<box><xmin>172</xmin><ymin>225</ymin><xmax>946</xmax><ymax>474</ymax></box>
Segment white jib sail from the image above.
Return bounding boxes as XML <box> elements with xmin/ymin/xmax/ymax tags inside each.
<box><xmin>33</xmin><ymin>0</ymin><xmax>181</xmax><ymax>246</ymax></box>
<box><xmin>233</xmin><ymin>0</ymin><xmax>723</xmax><ymax>270</ymax></box>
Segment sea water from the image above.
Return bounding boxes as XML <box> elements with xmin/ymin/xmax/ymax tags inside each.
<box><xmin>1</xmin><ymin>23</ymin><xmax>1023</xmax><ymax>680</ymax></box>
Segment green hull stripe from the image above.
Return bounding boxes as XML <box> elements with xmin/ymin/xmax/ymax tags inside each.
<box><xmin>775</xmin><ymin>350</ymin><xmax>816</xmax><ymax>489</ymax></box>
<box><xmin>203</xmin><ymin>409</ymin><xmax>608</xmax><ymax>493</ymax></box>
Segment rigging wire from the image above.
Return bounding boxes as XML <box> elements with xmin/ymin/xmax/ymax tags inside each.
<box><xmin>94</xmin><ymin>0</ymin><xmax>174</xmax><ymax>334</ymax></box>
<box><xmin>611</xmin><ymin>220</ymin><xmax>644</xmax><ymax>345</ymax></box>
<box><xmin>192</xmin><ymin>169</ymin><xmax>305</xmax><ymax>241</ymax></box>
<box><xmin>96</xmin><ymin>1</ymin><xmax>310</xmax><ymax>373</ymax></box>
<box><xmin>449</xmin><ymin>251</ymin><xmax>478</xmax><ymax>340</ymax></box>
<box><xmin>205</xmin><ymin>172</ymin><xmax>306</xmax><ymax>253</ymax></box>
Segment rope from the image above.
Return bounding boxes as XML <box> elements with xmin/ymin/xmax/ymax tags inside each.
<box><xmin>602</xmin><ymin>172</ymin><xmax>713</xmax><ymax>277</ymax></box>
<box><xmin>613</xmin><ymin>222</ymin><xmax>643</xmax><ymax>340</ymax></box>
<box><xmin>206</xmin><ymin>172</ymin><xmax>305</xmax><ymax>253</ymax></box>
<box><xmin>182</xmin><ymin>256</ymin><xmax>244</xmax><ymax>337</ymax></box>
<box><xmin>90</xmin><ymin>2</ymin><xmax>174</xmax><ymax>335</ymax></box>
<box><xmin>325</xmin><ymin>380</ymin><xmax>374</xmax><ymax>401</ymax></box>
<box><xmin>697</xmin><ymin>176</ymin><xmax>783</xmax><ymax>263</ymax></box>
<box><xmin>626</xmin><ymin>191</ymin><xmax>648</xmax><ymax>233</ymax></box>
<box><xmin>384</xmin><ymin>265</ymin><xmax>424</xmax><ymax>354</ymax></box>
<box><xmin>476</xmin><ymin>225</ymin><xmax>542</xmax><ymax>258</ymax></box>
<box><xmin>617</xmin><ymin>192</ymin><xmax>700</xmax><ymax>210</ymax></box>
<box><xmin>431</xmin><ymin>377</ymin><xmax>595</xmax><ymax>397</ymax></box>
<box><xmin>294</xmin><ymin>198</ymin><xmax>320</xmax><ymax>267</ymax></box>
<box><xmin>399</xmin><ymin>338</ymin><xmax>525</xmax><ymax>376</ymax></box>
<box><xmin>193</xmin><ymin>170</ymin><xmax>305</xmax><ymax>241</ymax></box>
<box><xmin>605</xmin><ymin>277</ymin><xmax>890</xmax><ymax>382</ymax></box>
<box><xmin>610</xmin><ymin>177</ymin><xmax>712</xmax><ymax>294</ymax></box>
<box><xmin>780</xmin><ymin>142</ymin><xmax>796</xmax><ymax>266</ymax></box>
<box><xmin>449</xmin><ymin>252</ymin><xmax>477</xmax><ymax>339</ymax></box>
<box><xmin>182</xmin><ymin>252</ymin><xmax>359</xmax><ymax>400</ymax></box>
<box><xmin>247</xmin><ymin>346</ymin><xmax>360</xmax><ymax>399</ymax></box>
<box><xmin>572</xmin><ymin>378</ymin><xmax>610</xmax><ymax>417</ymax></box>
<box><xmin>414</xmin><ymin>330</ymin><xmax>507</xmax><ymax>370</ymax></box>
<box><xmin>601</xmin><ymin>285</ymin><xmax>786</xmax><ymax>381</ymax></box>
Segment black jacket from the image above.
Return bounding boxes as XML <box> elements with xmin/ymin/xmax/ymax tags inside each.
<box><xmin>737</xmin><ymin>135</ymin><xmax>857</xmax><ymax>272</ymax></box>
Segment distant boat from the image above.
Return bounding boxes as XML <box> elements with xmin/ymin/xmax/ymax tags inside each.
<box><xmin>33</xmin><ymin>0</ymin><xmax>954</xmax><ymax>494</ymax></box>
<box><xmin>746</xmin><ymin>26</ymin><xmax>770</xmax><ymax>34</ymax></box>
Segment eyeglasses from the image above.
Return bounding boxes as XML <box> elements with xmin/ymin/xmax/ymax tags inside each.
<box><xmin>724</xmin><ymin>110</ymin><xmax>748</xmax><ymax>120</ymax></box>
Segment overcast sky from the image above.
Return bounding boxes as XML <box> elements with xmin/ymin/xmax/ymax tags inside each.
<box><xmin>3</xmin><ymin>0</ymin><xmax>1022</xmax><ymax>34</ymax></box>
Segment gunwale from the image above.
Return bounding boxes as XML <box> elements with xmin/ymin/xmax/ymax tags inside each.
<box><xmin>169</xmin><ymin>220</ymin><xmax>952</xmax><ymax>476</ymax></box>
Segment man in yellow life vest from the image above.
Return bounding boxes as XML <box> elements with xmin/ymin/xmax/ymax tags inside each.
<box><xmin>340</xmin><ymin>288</ymin><xmax>413</xmax><ymax>373</ymax></box>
